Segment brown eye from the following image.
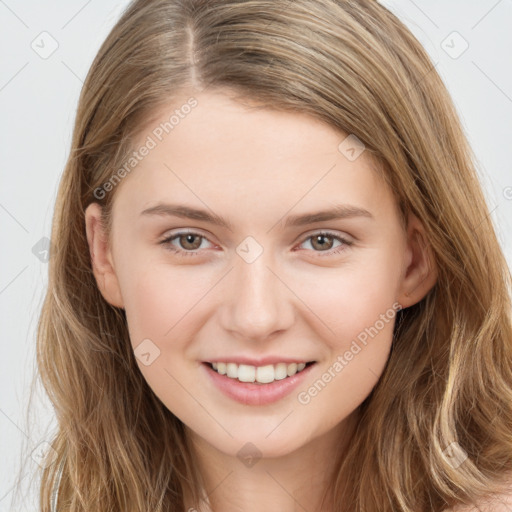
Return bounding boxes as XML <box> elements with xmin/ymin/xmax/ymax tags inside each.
<box><xmin>159</xmin><ymin>231</ymin><xmax>212</xmax><ymax>257</ymax></box>
<box><xmin>177</xmin><ymin>233</ymin><xmax>203</xmax><ymax>250</ymax></box>
<box><xmin>297</xmin><ymin>231</ymin><xmax>353</xmax><ymax>257</ymax></box>
<box><xmin>310</xmin><ymin>234</ymin><xmax>335</xmax><ymax>251</ymax></box>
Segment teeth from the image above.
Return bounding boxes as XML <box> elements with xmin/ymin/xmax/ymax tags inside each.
<box><xmin>227</xmin><ymin>363</ymin><xmax>238</xmax><ymax>378</ymax></box>
<box><xmin>256</xmin><ymin>365</ymin><xmax>274</xmax><ymax>383</ymax></box>
<box><xmin>287</xmin><ymin>363</ymin><xmax>297</xmax><ymax>375</ymax></box>
<box><xmin>209</xmin><ymin>361</ymin><xmax>310</xmax><ymax>383</ymax></box>
<box><xmin>239</xmin><ymin>364</ymin><xmax>256</xmax><ymax>382</ymax></box>
<box><xmin>274</xmin><ymin>363</ymin><xmax>288</xmax><ymax>380</ymax></box>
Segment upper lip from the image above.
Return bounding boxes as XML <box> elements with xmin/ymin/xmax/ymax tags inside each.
<box><xmin>204</xmin><ymin>356</ymin><xmax>316</xmax><ymax>366</ymax></box>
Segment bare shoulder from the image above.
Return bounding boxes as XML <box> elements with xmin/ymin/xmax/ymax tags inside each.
<box><xmin>444</xmin><ymin>481</ymin><xmax>512</xmax><ymax>512</ymax></box>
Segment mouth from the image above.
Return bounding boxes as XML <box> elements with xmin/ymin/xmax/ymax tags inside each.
<box><xmin>202</xmin><ymin>359</ymin><xmax>318</xmax><ymax>405</ymax></box>
<box><xmin>203</xmin><ymin>360</ymin><xmax>316</xmax><ymax>385</ymax></box>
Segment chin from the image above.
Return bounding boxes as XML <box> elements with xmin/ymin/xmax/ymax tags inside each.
<box><xmin>200</xmin><ymin>427</ymin><xmax>309</xmax><ymax>461</ymax></box>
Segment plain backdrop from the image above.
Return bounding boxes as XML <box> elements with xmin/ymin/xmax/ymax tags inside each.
<box><xmin>1</xmin><ymin>1</ymin><xmax>511</xmax><ymax>510</ymax></box>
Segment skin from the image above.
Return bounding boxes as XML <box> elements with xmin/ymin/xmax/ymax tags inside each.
<box><xmin>85</xmin><ymin>88</ymin><xmax>438</xmax><ymax>512</ymax></box>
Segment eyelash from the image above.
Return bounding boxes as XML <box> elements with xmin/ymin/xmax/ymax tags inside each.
<box><xmin>158</xmin><ymin>230</ymin><xmax>353</xmax><ymax>258</ymax></box>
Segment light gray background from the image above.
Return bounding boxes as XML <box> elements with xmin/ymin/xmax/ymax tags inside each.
<box><xmin>1</xmin><ymin>1</ymin><xmax>511</xmax><ymax>510</ymax></box>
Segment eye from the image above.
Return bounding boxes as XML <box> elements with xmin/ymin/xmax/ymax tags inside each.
<box><xmin>296</xmin><ymin>231</ymin><xmax>353</xmax><ymax>256</ymax></box>
<box><xmin>159</xmin><ymin>231</ymin><xmax>213</xmax><ymax>257</ymax></box>
<box><xmin>159</xmin><ymin>230</ymin><xmax>353</xmax><ymax>258</ymax></box>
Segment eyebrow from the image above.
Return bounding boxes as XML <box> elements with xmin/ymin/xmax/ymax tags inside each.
<box><xmin>140</xmin><ymin>202</ymin><xmax>374</xmax><ymax>229</ymax></box>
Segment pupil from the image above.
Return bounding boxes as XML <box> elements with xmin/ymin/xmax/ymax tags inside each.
<box><xmin>181</xmin><ymin>234</ymin><xmax>200</xmax><ymax>249</ymax></box>
<box><xmin>315</xmin><ymin>235</ymin><xmax>331</xmax><ymax>250</ymax></box>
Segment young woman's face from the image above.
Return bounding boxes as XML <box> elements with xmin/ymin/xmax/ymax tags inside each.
<box><xmin>86</xmin><ymin>88</ymin><xmax>433</xmax><ymax>460</ymax></box>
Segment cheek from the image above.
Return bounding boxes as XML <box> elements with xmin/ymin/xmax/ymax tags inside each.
<box><xmin>295</xmin><ymin>250</ymin><xmax>401</xmax><ymax>344</ymax></box>
<box><xmin>119</xmin><ymin>261</ymin><xmax>214</xmax><ymax>358</ymax></box>
<box><xmin>121</xmin><ymin>272</ymin><xmax>177</xmax><ymax>346</ymax></box>
<box><xmin>295</xmin><ymin>267</ymin><xmax>399</xmax><ymax>418</ymax></box>
<box><xmin>119</xmin><ymin>265</ymin><xmax>209</xmax><ymax>422</ymax></box>
<box><xmin>291</xmin><ymin>249</ymin><xmax>401</xmax><ymax>409</ymax></box>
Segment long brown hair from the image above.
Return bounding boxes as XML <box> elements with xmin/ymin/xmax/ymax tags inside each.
<box><xmin>28</xmin><ymin>0</ymin><xmax>512</xmax><ymax>510</ymax></box>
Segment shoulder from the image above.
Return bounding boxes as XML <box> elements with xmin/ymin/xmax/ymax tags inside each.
<box><xmin>444</xmin><ymin>483</ymin><xmax>512</xmax><ymax>512</ymax></box>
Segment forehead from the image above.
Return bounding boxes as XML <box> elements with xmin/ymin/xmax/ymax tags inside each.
<box><xmin>112</xmin><ymin>89</ymin><xmax>395</xmax><ymax>226</ymax></box>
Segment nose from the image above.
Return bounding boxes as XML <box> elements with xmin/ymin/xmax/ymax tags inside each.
<box><xmin>219</xmin><ymin>249</ymin><xmax>295</xmax><ymax>342</ymax></box>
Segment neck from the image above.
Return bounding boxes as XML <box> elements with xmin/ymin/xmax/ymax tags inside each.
<box><xmin>183</xmin><ymin>409</ymin><xmax>361</xmax><ymax>512</ymax></box>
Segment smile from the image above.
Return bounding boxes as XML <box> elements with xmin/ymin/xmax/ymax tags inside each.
<box><xmin>208</xmin><ymin>361</ymin><xmax>314</xmax><ymax>384</ymax></box>
<box><xmin>202</xmin><ymin>361</ymin><xmax>317</xmax><ymax>406</ymax></box>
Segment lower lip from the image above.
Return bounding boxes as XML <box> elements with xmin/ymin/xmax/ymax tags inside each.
<box><xmin>201</xmin><ymin>362</ymin><xmax>316</xmax><ymax>406</ymax></box>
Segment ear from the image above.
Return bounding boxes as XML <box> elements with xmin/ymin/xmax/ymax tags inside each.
<box><xmin>396</xmin><ymin>213</ymin><xmax>438</xmax><ymax>309</ymax></box>
<box><xmin>84</xmin><ymin>203</ymin><xmax>124</xmax><ymax>308</ymax></box>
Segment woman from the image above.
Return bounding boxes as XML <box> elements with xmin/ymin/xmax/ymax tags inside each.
<box><xmin>35</xmin><ymin>0</ymin><xmax>512</xmax><ymax>510</ymax></box>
